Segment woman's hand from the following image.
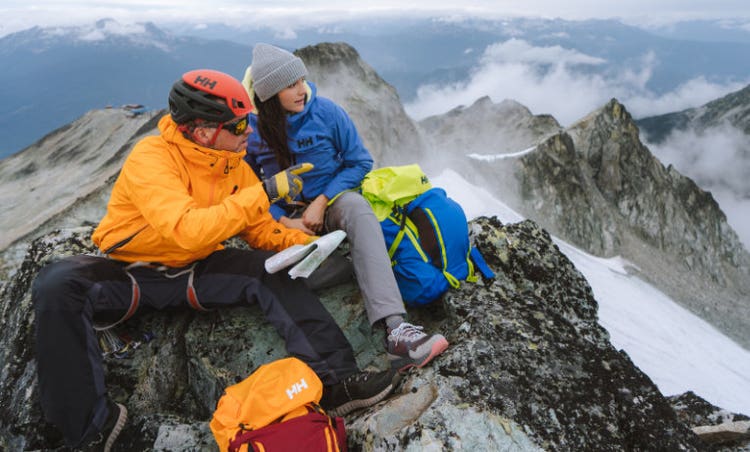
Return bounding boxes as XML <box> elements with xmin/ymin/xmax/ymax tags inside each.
<box><xmin>280</xmin><ymin>216</ymin><xmax>316</xmax><ymax>235</ymax></box>
<box><xmin>302</xmin><ymin>195</ymin><xmax>329</xmax><ymax>234</ymax></box>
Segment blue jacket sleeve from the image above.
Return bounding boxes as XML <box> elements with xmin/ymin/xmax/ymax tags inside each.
<box><xmin>321</xmin><ymin>104</ymin><xmax>373</xmax><ymax>200</ymax></box>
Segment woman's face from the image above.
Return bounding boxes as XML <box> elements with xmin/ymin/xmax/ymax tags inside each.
<box><xmin>277</xmin><ymin>78</ymin><xmax>306</xmax><ymax>114</ymax></box>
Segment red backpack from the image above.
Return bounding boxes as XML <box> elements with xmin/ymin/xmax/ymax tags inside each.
<box><xmin>210</xmin><ymin>357</ymin><xmax>347</xmax><ymax>452</ymax></box>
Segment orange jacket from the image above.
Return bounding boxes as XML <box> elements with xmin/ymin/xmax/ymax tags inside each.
<box><xmin>92</xmin><ymin>114</ymin><xmax>310</xmax><ymax>267</ymax></box>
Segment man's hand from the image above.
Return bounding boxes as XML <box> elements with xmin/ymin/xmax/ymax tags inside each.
<box><xmin>262</xmin><ymin>163</ymin><xmax>313</xmax><ymax>203</ymax></box>
<box><xmin>280</xmin><ymin>216</ymin><xmax>316</xmax><ymax>235</ymax></box>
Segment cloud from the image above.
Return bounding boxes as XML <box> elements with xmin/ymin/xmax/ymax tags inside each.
<box><xmin>481</xmin><ymin>38</ymin><xmax>606</xmax><ymax>66</ymax></box>
<box><xmin>404</xmin><ymin>39</ymin><xmax>748</xmax><ymax>126</ymax></box>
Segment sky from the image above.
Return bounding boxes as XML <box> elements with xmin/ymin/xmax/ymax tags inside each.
<box><xmin>432</xmin><ymin>168</ymin><xmax>750</xmax><ymax>417</ymax></box>
<box><xmin>2</xmin><ymin>0</ymin><xmax>750</xmax><ymax>37</ymax></box>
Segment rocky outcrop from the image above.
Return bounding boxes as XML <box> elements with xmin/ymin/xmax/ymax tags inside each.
<box><xmin>0</xmin><ymin>218</ymin><xmax>713</xmax><ymax>450</ymax></box>
<box><xmin>297</xmin><ymin>42</ymin><xmax>427</xmax><ymax>166</ymax></box>
<box><xmin>669</xmin><ymin>391</ymin><xmax>750</xmax><ymax>450</ymax></box>
<box><xmin>568</xmin><ymin>100</ymin><xmax>747</xmax><ymax>277</ymax></box>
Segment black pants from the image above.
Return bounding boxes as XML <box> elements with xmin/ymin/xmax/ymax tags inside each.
<box><xmin>33</xmin><ymin>248</ymin><xmax>358</xmax><ymax>447</ymax></box>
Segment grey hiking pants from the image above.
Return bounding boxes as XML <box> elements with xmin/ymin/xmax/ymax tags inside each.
<box><xmin>316</xmin><ymin>191</ymin><xmax>406</xmax><ymax>326</ymax></box>
<box><xmin>33</xmin><ymin>248</ymin><xmax>358</xmax><ymax>447</ymax></box>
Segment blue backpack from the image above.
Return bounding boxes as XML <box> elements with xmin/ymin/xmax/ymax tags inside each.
<box><xmin>361</xmin><ymin>165</ymin><xmax>494</xmax><ymax>306</ymax></box>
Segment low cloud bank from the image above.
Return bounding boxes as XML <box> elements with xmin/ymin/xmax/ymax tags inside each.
<box><xmin>405</xmin><ymin>39</ymin><xmax>747</xmax><ymax>125</ymax></box>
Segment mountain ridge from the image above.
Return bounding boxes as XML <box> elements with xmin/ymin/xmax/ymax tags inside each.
<box><xmin>4</xmin><ymin>17</ymin><xmax>750</xmax><ymax>159</ymax></box>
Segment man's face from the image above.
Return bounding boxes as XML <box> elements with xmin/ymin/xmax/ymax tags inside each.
<box><xmin>196</xmin><ymin>115</ymin><xmax>252</xmax><ymax>152</ymax></box>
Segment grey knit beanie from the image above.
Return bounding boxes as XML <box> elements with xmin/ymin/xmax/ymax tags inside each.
<box><xmin>251</xmin><ymin>43</ymin><xmax>308</xmax><ymax>102</ymax></box>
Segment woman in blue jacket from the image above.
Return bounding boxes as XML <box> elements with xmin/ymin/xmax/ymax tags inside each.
<box><xmin>243</xmin><ymin>43</ymin><xmax>448</xmax><ymax>372</ymax></box>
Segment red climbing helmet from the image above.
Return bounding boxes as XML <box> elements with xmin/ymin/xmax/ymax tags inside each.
<box><xmin>168</xmin><ymin>69</ymin><xmax>252</xmax><ymax>124</ymax></box>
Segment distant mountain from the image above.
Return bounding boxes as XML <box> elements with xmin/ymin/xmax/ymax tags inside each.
<box><xmin>4</xmin><ymin>17</ymin><xmax>750</xmax><ymax>160</ymax></box>
<box><xmin>174</xmin><ymin>17</ymin><xmax>750</xmax><ymax>101</ymax></box>
<box><xmin>645</xmin><ymin>19</ymin><xmax>750</xmax><ymax>44</ymax></box>
<box><xmin>0</xmin><ymin>19</ymin><xmax>252</xmax><ymax>158</ymax></box>
<box><xmin>637</xmin><ymin>84</ymin><xmax>750</xmax><ymax>143</ymax></box>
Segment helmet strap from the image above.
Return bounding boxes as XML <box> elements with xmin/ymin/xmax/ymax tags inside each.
<box><xmin>180</xmin><ymin>122</ymin><xmax>221</xmax><ymax>148</ymax></box>
<box><xmin>207</xmin><ymin>124</ymin><xmax>223</xmax><ymax>148</ymax></box>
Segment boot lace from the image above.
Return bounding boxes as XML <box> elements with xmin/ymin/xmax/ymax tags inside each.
<box><xmin>388</xmin><ymin>322</ymin><xmax>426</xmax><ymax>346</ymax></box>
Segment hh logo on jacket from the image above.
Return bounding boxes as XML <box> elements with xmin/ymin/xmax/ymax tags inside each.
<box><xmin>296</xmin><ymin>137</ymin><xmax>313</xmax><ymax>148</ymax></box>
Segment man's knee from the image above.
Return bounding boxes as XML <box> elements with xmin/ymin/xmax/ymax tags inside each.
<box><xmin>32</xmin><ymin>255</ymin><xmax>117</xmax><ymax>312</ymax></box>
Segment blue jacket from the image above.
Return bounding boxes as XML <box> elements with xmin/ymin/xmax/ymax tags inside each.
<box><xmin>245</xmin><ymin>82</ymin><xmax>373</xmax><ymax>220</ymax></box>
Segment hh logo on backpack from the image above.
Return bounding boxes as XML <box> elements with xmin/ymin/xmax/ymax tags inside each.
<box><xmin>361</xmin><ymin>164</ymin><xmax>494</xmax><ymax>306</ymax></box>
<box><xmin>210</xmin><ymin>357</ymin><xmax>347</xmax><ymax>452</ymax></box>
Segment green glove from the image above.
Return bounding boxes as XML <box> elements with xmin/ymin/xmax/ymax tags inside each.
<box><xmin>262</xmin><ymin>163</ymin><xmax>314</xmax><ymax>203</ymax></box>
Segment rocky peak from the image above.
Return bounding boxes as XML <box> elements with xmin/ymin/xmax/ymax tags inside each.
<box><xmin>568</xmin><ymin>98</ymin><xmax>749</xmax><ymax>273</ymax></box>
<box><xmin>419</xmin><ymin>95</ymin><xmax>561</xmax><ymax>160</ymax></box>
<box><xmin>296</xmin><ymin>42</ymin><xmax>426</xmax><ymax>166</ymax></box>
<box><xmin>566</xmin><ymin>98</ymin><xmax>750</xmax><ymax>348</ymax></box>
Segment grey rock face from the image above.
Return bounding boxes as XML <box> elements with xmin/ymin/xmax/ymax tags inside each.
<box><xmin>516</xmin><ymin>131</ymin><xmax>623</xmax><ymax>256</ymax></box>
<box><xmin>0</xmin><ymin>219</ymin><xmax>709</xmax><ymax>450</ymax></box>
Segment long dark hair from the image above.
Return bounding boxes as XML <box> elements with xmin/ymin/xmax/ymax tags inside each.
<box><xmin>254</xmin><ymin>92</ymin><xmax>292</xmax><ymax>170</ymax></box>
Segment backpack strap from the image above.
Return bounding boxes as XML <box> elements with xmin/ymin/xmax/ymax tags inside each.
<box><xmin>464</xmin><ymin>248</ymin><xmax>478</xmax><ymax>284</ymax></box>
<box><xmin>385</xmin><ymin>207</ymin><xmax>410</xmax><ymax>259</ymax></box>
<box><xmin>310</xmin><ymin>403</ymin><xmax>345</xmax><ymax>452</ymax></box>
<box><xmin>470</xmin><ymin>247</ymin><xmax>495</xmax><ymax>279</ymax></box>
<box><xmin>408</xmin><ymin>205</ymin><xmax>463</xmax><ymax>289</ymax></box>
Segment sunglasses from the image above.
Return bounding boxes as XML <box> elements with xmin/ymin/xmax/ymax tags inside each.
<box><xmin>219</xmin><ymin>115</ymin><xmax>249</xmax><ymax>136</ymax></box>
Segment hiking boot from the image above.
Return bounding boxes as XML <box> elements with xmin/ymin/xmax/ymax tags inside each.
<box><xmin>320</xmin><ymin>368</ymin><xmax>401</xmax><ymax>417</ymax></box>
<box><xmin>386</xmin><ymin>322</ymin><xmax>449</xmax><ymax>372</ymax></box>
<box><xmin>77</xmin><ymin>399</ymin><xmax>127</xmax><ymax>452</ymax></box>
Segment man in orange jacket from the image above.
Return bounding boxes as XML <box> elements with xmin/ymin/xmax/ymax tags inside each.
<box><xmin>33</xmin><ymin>69</ymin><xmax>399</xmax><ymax>451</ymax></box>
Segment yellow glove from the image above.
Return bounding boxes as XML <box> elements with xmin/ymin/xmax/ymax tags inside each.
<box><xmin>262</xmin><ymin>163</ymin><xmax>314</xmax><ymax>203</ymax></box>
